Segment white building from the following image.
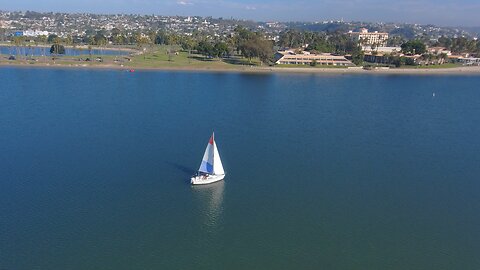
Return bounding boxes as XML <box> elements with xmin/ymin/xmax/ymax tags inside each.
<box><xmin>23</xmin><ymin>30</ymin><xmax>49</xmax><ymax>37</ymax></box>
<box><xmin>362</xmin><ymin>46</ymin><xmax>402</xmax><ymax>53</ymax></box>
<box><xmin>458</xmin><ymin>57</ymin><xmax>480</xmax><ymax>65</ymax></box>
<box><xmin>427</xmin><ymin>47</ymin><xmax>452</xmax><ymax>56</ymax></box>
<box><xmin>274</xmin><ymin>50</ymin><xmax>355</xmax><ymax>66</ymax></box>
<box><xmin>348</xmin><ymin>28</ymin><xmax>389</xmax><ymax>47</ymax></box>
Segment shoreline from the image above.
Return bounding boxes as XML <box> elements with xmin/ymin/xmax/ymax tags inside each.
<box><xmin>1</xmin><ymin>61</ymin><xmax>480</xmax><ymax>75</ymax></box>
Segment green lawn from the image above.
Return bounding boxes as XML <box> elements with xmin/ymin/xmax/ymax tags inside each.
<box><xmin>0</xmin><ymin>45</ymin><xmax>264</xmax><ymax>69</ymax></box>
<box><xmin>1</xmin><ymin>45</ymin><xmax>466</xmax><ymax>71</ymax></box>
<box><xmin>129</xmin><ymin>45</ymin><xmax>262</xmax><ymax>69</ymax></box>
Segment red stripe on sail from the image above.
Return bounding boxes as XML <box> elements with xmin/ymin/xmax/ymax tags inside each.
<box><xmin>209</xmin><ymin>135</ymin><xmax>214</xmax><ymax>145</ymax></box>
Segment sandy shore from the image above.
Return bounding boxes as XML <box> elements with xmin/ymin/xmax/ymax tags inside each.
<box><xmin>1</xmin><ymin>61</ymin><xmax>480</xmax><ymax>75</ymax></box>
<box><xmin>258</xmin><ymin>66</ymin><xmax>480</xmax><ymax>75</ymax></box>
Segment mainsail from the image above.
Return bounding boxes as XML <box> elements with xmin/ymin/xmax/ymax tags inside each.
<box><xmin>198</xmin><ymin>133</ymin><xmax>224</xmax><ymax>175</ymax></box>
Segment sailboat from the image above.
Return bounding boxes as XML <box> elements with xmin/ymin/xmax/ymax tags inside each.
<box><xmin>191</xmin><ymin>132</ymin><xmax>225</xmax><ymax>185</ymax></box>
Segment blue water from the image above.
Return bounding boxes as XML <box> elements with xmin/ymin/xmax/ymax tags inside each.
<box><xmin>0</xmin><ymin>45</ymin><xmax>129</xmax><ymax>56</ymax></box>
<box><xmin>1</xmin><ymin>68</ymin><xmax>479</xmax><ymax>270</ymax></box>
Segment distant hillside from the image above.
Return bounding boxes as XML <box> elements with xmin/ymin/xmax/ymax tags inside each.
<box><xmin>285</xmin><ymin>22</ymin><xmax>349</xmax><ymax>33</ymax></box>
<box><xmin>284</xmin><ymin>21</ymin><xmax>475</xmax><ymax>40</ymax></box>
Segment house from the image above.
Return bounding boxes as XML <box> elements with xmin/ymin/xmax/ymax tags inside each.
<box><xmin>363</xmin><ymin>53</ymin><xmax>393</xmax><ymax>64</ymax></box>
<box><xmin>427</xmin><ymin>47</ymin><xmax>451</xmax><ymax>56</ymax></box>
<box><xmin>348</xmin><ymin>28</ymin><xmax>389</xmax><ymax>47</ymax></box>
<box><xmin>362</xmin><ymin>46</ymin><xmax>402</xmax><ymax>53</ymax></box>
<box><xmin>274</xmin><ymin>50</ymin><xmax>355</xmax><ymax>66</ymax></box>
<box><xmin>457</xmin><ymin>57</ymin><xmax>480</xmax><ymax>65</ymax></box>
<box><xmin>23</xmin><ymin>30</ymin><xmax>49</xmax><ymax>37</ymax></box>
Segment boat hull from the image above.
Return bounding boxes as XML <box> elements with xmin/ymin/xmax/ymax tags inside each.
<box><xmin>191</xmin><ymin>174</ymin><xmax>225</xmax><ymax>185</ymax></box>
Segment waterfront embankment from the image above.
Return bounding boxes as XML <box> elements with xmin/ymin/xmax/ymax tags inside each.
<box><xmin>1</xmin><ymin>60</ymin><xmax>480</xmax><ymax>75</ymax></box>
<box><xmin>2</xmin><ymin>45</ymin><xmax>479</xmax><ymax>75</ymax></box>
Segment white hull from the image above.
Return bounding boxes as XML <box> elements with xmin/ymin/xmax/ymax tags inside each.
<box><xmin>191</xmin><ymin>174</ymin><xmax>225</xmax><ymax>185</ymax></box>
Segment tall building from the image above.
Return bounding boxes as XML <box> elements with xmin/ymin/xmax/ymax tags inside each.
<box><xmin>348</xmin><ymin>28</ymin><xmax>389</xmax><ymax>47</ymax></box>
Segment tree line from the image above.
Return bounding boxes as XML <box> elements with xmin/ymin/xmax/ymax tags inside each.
<box><xmin>4</xmin><ymin>26</ymin><xmax>479</xmax><ymax>66</ymax></box>
<box><xmin>277</xmin><ymin>29</ymin><xmax>364</xmax><ymax>65</ymax></box>
<box><xmin>435</xmin><ymin>36</ymin><xmax>480</xmax><ymax>54</ymax></box>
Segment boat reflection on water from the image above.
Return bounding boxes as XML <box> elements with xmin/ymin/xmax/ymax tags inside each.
<box><xmin>191</xmin><ymin>180</ymin><xmax>225</xmax><ymax>230</ymax></box>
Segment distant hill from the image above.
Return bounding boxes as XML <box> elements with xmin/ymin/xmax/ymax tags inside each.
<box><xmin>285</xmin><ymin>22</ymin><xmax>349</xmax><ymax>33</ymax></box>
<box><xmin>284</xmin><ymin>21</ymin><xmax>475</xmax><ymax>40</ymax></box>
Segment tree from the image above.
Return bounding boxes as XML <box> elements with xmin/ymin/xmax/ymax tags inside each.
<box><xmin>278</xmin><ymin>29</ymin><xmax>302</xmax><ymax>48</ymax></box>
<box><xmin>436</xmin><ymin>36</ymin><xmax>452</xmax><ymax>49</ymax></box>
<box><xmin>401</xmin><ymin>40</ymin><xmax>427</xmax><ymax>55</ymax></box>
<box><xmin>256</xmin><ymin>38</ymin><xmax>274</xmax><ymax>65</ymax></box>
<box><xmin>36</xmin><ymin>35</ymin><xmax>48</xmax><ymax>44</ymax></box>
<box><xmin>308</xmin><ymin>35</ymin><xmax>334</xmax><ymax>53</ymax></box>
<box><xmin>0</xmin><ymin>28</ymin><xmax>5</xmax><ymax>42</ymax></box>
<box><xmin>390</xmin><ymin>56</ymin><xmax>404</xmax><ymax>67</ymax></box>
<box><xmin>196</xmin><ymin>40</ymin><xmax>215</xmax><ymax>58</ymax></box>
<box><xmin>155</xmin><ymin>31</ymin><xmax>168</xmax><ymax>45</ymax></box>
<box><xmin>235</xmin><ymin>29</ymin><xmax>274</xmax><ymax>65</ymax></box>
<box><xmin>12</xmin><ymin>36</ymin><xmax>24</xmax><ymax>60</ymax></box>
<box><xmin>213</xmin><ymin>42</ymin><xmax>229</xmax><ymax>58</ymax></box>
<box><xmin>166</xmin><ymin>33</ymin><xmax>179</xmax><ymax>45</ymax></box>
<box><xmin>179</xmin><ymin>36</ymin><xmax>197</xmax><ymax>52</ymax></box>
<box><xmin>50</xmin><ymin>44</ymin><xmax>65</xmax><ymax>54</ymax></box>
<box><xmin>47</xmin><ymin>34</ymin><xmax>58</xmax><ymax>43</ymax></box>
<box><xmin>111</xmin><ymin>27</ymin><xmax>121</xmax><ymax>38</ymax></box>
<box><xmin>110</xmin><ymin>28</ymin><xmax>126</xmax><ymax>45</ymax></box>
<box><xmin>351</xmin><ymin>49</ymin><xmax>364</xmax><ymax>66</ymax></box>
<box><xmin>94</xmin><ymin>33</ymin><xmax>107</xmax><ymax>46</ymax></box>
<box><xmin>386</xmin><ymin>36</ymin><xmax>405</xmax><ymax>47</ymax></box>
<box><xmin>405</xmin><ymin>57</ymin><xmax>415</xmax><ymax>66</ymax></box>
<box><xmin>113</xmin><ymin>34</ymin><xmax>126</xmax><ymax>45</ymax></box>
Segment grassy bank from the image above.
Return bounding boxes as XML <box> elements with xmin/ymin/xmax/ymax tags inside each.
<box><xmin>129</xmin><ymin>46</ymin><xmax>262</xmax><ymax>69</ymax></box>
<box><xmin>0</xmin><ymin>45</ymin><xmax>265</xmax><ymax>70</ymax></box>
<box><xmin>1</xmin><ymin>45</ymin><xmax>479</xmax><ymax>74</ymax></box>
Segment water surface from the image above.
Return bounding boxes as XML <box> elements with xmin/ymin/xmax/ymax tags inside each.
<box><xmin>0</xmin><ymin>68</ymin><xmax>479</xmax><ymax>270</ymax></box>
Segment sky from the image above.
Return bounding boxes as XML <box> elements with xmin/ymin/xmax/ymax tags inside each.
<box><xmin>1</xmin><ymin>0</ymin><xmax>479</xmax><ymax>26</ymax></box>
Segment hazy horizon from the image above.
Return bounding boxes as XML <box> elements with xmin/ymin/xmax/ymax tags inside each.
<box><xmin>0</xmin><ymin>0</ymin><xmax>479</xmax><ymax>27</ymax></box>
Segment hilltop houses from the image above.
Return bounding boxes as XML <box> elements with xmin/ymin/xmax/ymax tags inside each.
<box><xmin>13</xmin><ymin>30</ymin><xmax>49</xmax><ymax>37</ymax></box>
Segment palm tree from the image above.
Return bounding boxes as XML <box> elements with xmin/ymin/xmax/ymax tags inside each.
<box><xmin>12</xmin><ymin>36</ymin><xmax>24</xmax><ymax>61</ymax></box>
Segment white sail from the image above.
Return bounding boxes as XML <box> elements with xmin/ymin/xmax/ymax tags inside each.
<box><xmin>191</xmin><ymin>132</ymin><xmax>226</xmax><ymax>185</ymax></box>
<box><xmin>198</xmin><ymin>138</ymin><xmax>214</xmax><ymax>174</ymax></box>
<box><xmin>197</xmin><ymin>133</ymin><xmax>224</xmax><ymax>175</ymax></box>
<box><xmin>212</xmin><ymin>141</ymin><xmax>224</xmax><ymax>175</ymax></box>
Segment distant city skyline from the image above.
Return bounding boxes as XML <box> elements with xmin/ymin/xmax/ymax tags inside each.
<box><xmin>1</xmin><ymin>0</ymin><xmax>479</xmax><ymax>27</ymax></box>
